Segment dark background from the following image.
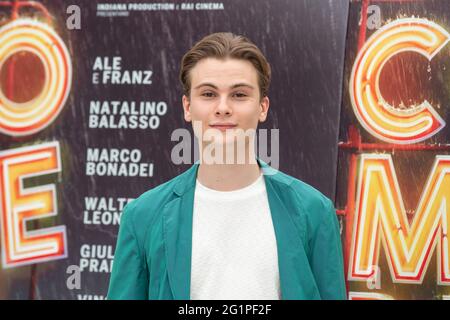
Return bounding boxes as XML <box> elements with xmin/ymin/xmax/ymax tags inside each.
<box><xmin>0</xmin><ymin>0</ymin><xmax>349</xmax><ymax>299</ymax></box>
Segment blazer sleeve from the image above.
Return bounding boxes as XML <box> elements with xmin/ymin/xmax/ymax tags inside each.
<box><xmin>309</xmin><ymin>199</ymin><xmax>347</xmax><ymax>300</ymax></box>
<box><xmin>107</xmin><ymin>203</ymin><xmax>149</xmax><ymax>300</ymax></box>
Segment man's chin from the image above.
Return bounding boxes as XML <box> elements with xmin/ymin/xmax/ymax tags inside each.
<box><xmin>202</xmin><ymin>137</ymin><xmax>238</xmax><ymax>146</ymax></box>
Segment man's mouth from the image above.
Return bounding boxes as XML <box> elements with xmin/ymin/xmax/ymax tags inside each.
<box><xmin>209</xmin><ymin>124</ymin><xmax>237</xmax><ymax>131</ymax></box>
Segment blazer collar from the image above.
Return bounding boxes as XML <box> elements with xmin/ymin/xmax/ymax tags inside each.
<box><xmin>163</xmin><ymin>160</ymin><xmax>305</xmax><ymax>299</ymax></box>
<box><xmin>172</xmin><ymin>159</ymin><xmax>279</xmax><ymax>196</ymax></box>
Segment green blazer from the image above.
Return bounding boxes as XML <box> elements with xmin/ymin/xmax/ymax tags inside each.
<box><xmin>107</xmin><ymin>160</ymin><xmax>346</xmax><ymax>300</ymax></box>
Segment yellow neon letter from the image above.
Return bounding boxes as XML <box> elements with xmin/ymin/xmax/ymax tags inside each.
<box><xmin>0</xmin><ymin>142</ymin><xmax>67</xmax><ymax>268</ymax></box>
<box><xmin>0</xmin><ymin>20</ymin><xmax>72</xmax><ymax>136</ymax></box>
<box><xmin>349</xmin><ymin>154</ymin><xmax>450</xmax><ymax>284</ymax></box>
<box><xmin>349</xmin><ymin>18</ymin><xmax>449</xmax><ymax>143</ymax></box>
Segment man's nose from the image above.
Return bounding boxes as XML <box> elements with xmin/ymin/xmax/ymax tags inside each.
<box><xmin>215</xmin><ymin>96</ymin><xmax>232</xmax><ymax>116</ymax></box>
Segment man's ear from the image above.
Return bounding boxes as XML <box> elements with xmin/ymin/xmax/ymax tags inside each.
<box><xmin>259</xmin><ymin>96</ymin><xmax>270</xmax><ymax>122</ymax></box>
<box><xmin>182</xmin><ymin>95</ymin><xmax>192</xmax><ymax>122</ymax></box>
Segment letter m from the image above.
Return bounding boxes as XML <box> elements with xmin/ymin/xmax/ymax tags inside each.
<box><xmin>348</xmin><ymin>154</ymin><xmax>450</xmax><ymax>284</ymax></box>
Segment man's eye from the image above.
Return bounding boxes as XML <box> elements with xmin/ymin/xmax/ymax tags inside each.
<box><xmin>233</xmin><ymin>92</ymin><xmax>247</xmax><ymax>98</ymax></box>
<box><xmin>201</xmin><ymin>92</ymin><xmax>216</xmax><ymax>98</ymax></box>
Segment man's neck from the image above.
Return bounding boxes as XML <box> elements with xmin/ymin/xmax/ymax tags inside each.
<box><xmin>197</xmin><ymin>162</ymin><xmax>262</xmax><ymax>192</ymax></box>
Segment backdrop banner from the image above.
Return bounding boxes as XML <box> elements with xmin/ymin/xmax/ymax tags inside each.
<box><xmin>0</xmin><ymin>0</ymin><xmax>349</xmax><ymax>299</ymax></box>
<box><xmin>337</xmin><ymin>0</ymin><xmax>450</xmax><ymax>300</ymax></box>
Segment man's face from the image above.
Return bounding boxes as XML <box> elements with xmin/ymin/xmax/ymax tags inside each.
<box><xmin>182</xmin><ymin>57</ymin><xmax>269</xmax><ymax>148</ymax></box>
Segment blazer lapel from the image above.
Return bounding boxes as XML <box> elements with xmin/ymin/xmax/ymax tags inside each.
<box><xmin>163</xmin><ymin>164</ymin><xmax>198</xmax><ymax>300</ymax></box>
<box><xmin>262</xmin><ymin>162</ymin><xmax>308</xmax><ymax>299</ymax></box>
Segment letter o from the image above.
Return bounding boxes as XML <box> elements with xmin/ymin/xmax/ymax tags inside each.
<box><xmin>0</xmin><ymin>20</ymin><xmax>72</xmax><ymax>136</ymax></box>
<box><xmin>130</xmin><ymin>149</ymin><xmax>141</xmax><ymax>162</ymax></box>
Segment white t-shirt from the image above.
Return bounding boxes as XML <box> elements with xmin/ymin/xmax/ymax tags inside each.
<box><xmin>190</xmin><ymin>174</ymin><xmax>281</xmax><ymax>300</ymax></box>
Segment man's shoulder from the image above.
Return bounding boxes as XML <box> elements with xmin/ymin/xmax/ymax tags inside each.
<box><xmin>268</xmin><ymin>169</ymin><xmax>331</xmax><ymax>203</ymax></box>
<box><xmin>267</xmin><ymin>169</ymin><xmax>334</xmax><ymax>219</ymax></box>
<box><xmin>130</xmin><ymin>178</ymin><xmax>176</xmax><ymax>208</ymax></box>
<box><xmin>122</xmin><ymin>167</ymin><xmax>193</xmax><ymax>225</ymax></box>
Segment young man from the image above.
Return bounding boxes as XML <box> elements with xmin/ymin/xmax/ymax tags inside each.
<box><xmin>107</xmin><ymin>33</ymin><xmax>346</xmax><ymax>300</ymax></box>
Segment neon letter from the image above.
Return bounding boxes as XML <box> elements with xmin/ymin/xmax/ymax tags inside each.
<box><xmin>0</xmin><ymin>142</ymin><xmax>67</xmax><ymax>268</ymax></box>
<box><xmin>349</xmin><ymin>18</ymin><xmax>449</xmax><ymax>144</ymax></box>
<box><xmin>349</xmin><ymin>154</ymin><xmax>450</xmax><ymax>284</ymax></box>
<box><xmin>0</xmin><ymin>20</ymin><xmax>72</xmax><ymax>136</ymax></box>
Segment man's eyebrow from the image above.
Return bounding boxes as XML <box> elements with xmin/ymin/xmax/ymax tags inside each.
<box><xmin>193</xmin><ymin>83</ymin><xmax>218</xmax><ymax>90</ymax></box>
<box><xmin>230</xmin><ymin>83</ymin><xmax>255</xmax><ymax>90</ymax></box>
<box><xmin>193</xmin><ymin>83</ymin><xmax>255</xmax><ymax>90</ymax></box>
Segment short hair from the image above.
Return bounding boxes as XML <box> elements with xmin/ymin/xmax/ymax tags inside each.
<box><xmin>179</xmin><ymin>32</ymin><xmax>271</xmax><ymax>99</ymax></box>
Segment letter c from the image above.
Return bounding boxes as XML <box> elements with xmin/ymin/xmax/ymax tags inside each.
<box><xmin>349</xmin><ymin>18</ymin><xmax>449</xmax><ymax>144</ymax></box>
